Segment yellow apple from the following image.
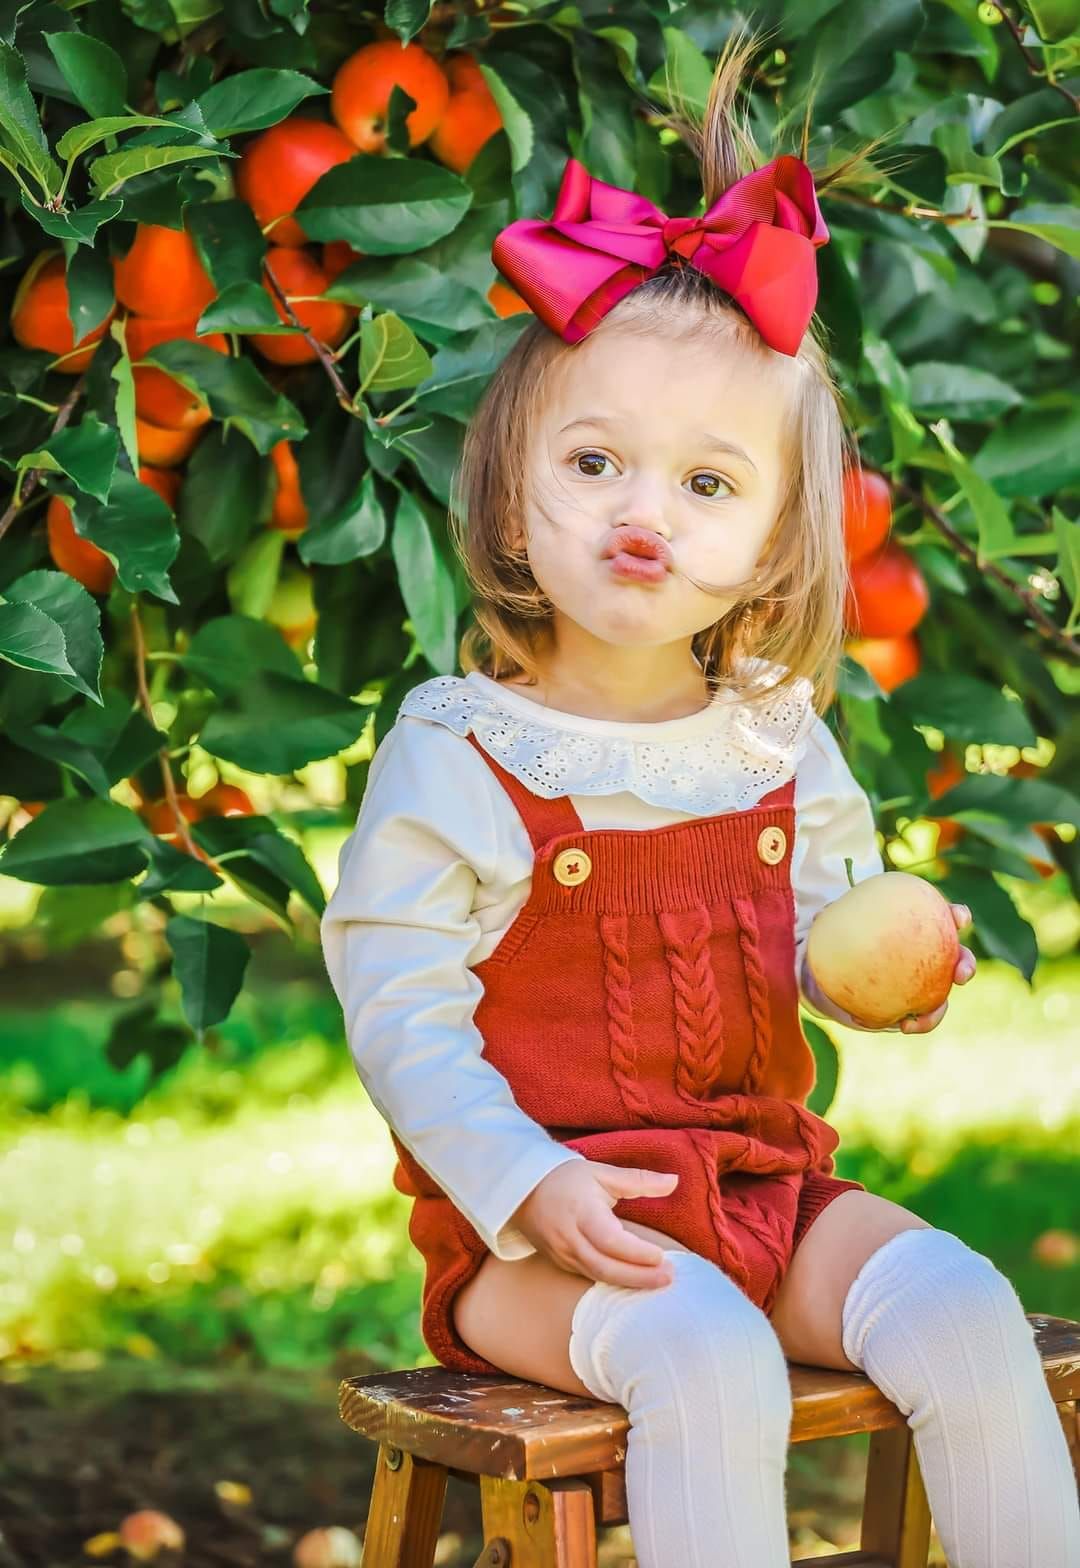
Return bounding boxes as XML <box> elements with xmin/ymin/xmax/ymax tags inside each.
<box><xmin>807</xmin><ymin>871</ymin><xmax>959</xmax><ymax>1028</ymax></box>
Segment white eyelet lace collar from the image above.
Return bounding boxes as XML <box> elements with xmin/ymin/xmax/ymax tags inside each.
<box><xmin>398</xmin><ymin>663</ymin><xmax>817</xmax><ymax>817</ymax></box>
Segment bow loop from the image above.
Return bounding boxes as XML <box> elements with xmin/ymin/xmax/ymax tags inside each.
<box><xmin>491</xmin><ymin>153</ymin><xmax>829</xmax><ymax>356</ymax></box>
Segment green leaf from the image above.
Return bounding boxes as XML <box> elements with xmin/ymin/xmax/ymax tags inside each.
<box><xmin>138</xmin><ymin>836</ymin><xmax>222</xmax><ymax>897</ymax></box>
<box><xmin>802</xmin><ymin>1017</ymin><xmax>840</xmax><ymax>1117</ymax></box>
<box><xmin>44</xmin><ymin>32</ymin><xmax>127</xmax><ymax>117</ymax></box>
<box><xmin>166</xmin><ymin>914</ymin><xmax>251</xmax><ymax>1031</ymax></box>
<box><xmin>0</xmin><ymin>600</ymin><xmax>74</xmax><ymax>678</ymax></box>
<box><xmin>477</xmin><ymin>61</ymin><xmax>533</xmax><ymax>175</ymax></box>
<box><xmin>939</xmin><ymin>869</ymin><xmax>1038</xmax><ymax>981</ymax></box>
<box><xmin>1023</xmin><ymin>0</ymin><xmax>1080</xmax><ymax>41</ymax></box>
<box><xmin>298</xmin><ymin>468</ymin><xmax>386</xmax><ymax>565</ymax></box>
<box><xmin>178</xmin><ymin>427</ymin><xmax>262</xmax><ymax>563</ymax></box>
<box><xmin>785</xmin><ymin>0</ymin><xmax>925</xmax><ymax>121</ymax></box>
<box><xmin>90</xmin><ymin>141</ymin><xmax>222</xmax><ymax>196</ymax></box>
<box><xmin>0</xmin><ymin>797</ymin><xmax>151</xmax><ymax>885</ymax></box>
<box><xmin>74</xmin><ymin>469</ymin><xmax>181</xmax><ymax>604</ymax></box>
<box><xmin>20</xmin><ymin>192</ymin><xmax>124</xmax><ymax>245</ymax></box>
<box><xmin>296</xmin><ymin>156</ymin><xmax>472</xmax><ymax>253</ymax></box>
<box><xmin>391</xmin><ymin>412</ymin><xmax>462</xmax><ymax>506</ymax></box>
<box><xmin>988</xmin><ymin>205</ymin><xmax>1080</xmax><ymax>260</ymax></box>
<box><xmin>226</xmin><ymin>528</ymin><xmax>286</xmax><ymax>619</ymax></box>
<box><xmin>105</xmin><ymin>1004</ymin><xmax>191</xmax><ymax>1077</ymax></box>
<box><xmin>0</xmin><ymin>39</ymin><xmax>62</xmax><ymax>195</ymax></box>
<box><xmin>60</xmin><ymin>691</ymin><xmax>166</xmax><ymax>783</ymax></box>
<box><xmin>197</xmin><ymin>671</ymin><xmax>368</xmax><ymax>772</ymax></box>
<box><xmin>110</xmin><ymin>323</ymin><xmax>139</xmax><ymax>476</ymax></box>
<box><xmin>55</xmin><ymin>113</ymin><xmax>182</xmax><ymax>163</ymax></box>
<box><xmin>647</xmin><ymin>28</ymin><xmax>714</xmax><ymax>117</ymax></box>
<box><xmin>191</xmin><ymin>814</ymin><xmax>325</xmax><ymax>916</ymax></box>
<box><xmin>359</xmin><ymin>312</ymin><xmax>433</xmax><ymax>392</ymax></box>
<box><xmin>19</xmin><ymin>414</ymin><xmax>118</xmax><ymax>502</ymax></box>
<box><xmin>908</xmin><ymin>363</ymin><xmax>1022</xmax><ymax>421</ymax></box>
<box><xmin>325</xmin><ymin>254</ymin><xmax>491</xmax><ymax>333</ymax></box>
<box><xmin>196</xmin><ymin>280</ymin><xmax>284</xmax><ymax>334</ymax></box>
<box><xmin>391</xmin><ymin>487</ymin><xmax>457</xmax><ymax>674</ymax></box>
<box><xmin>891</xmin><ymin>674</ymin><xmax>1036</xmax><ymax>747</ymax></box>
<box><xmin>417</xmin><ymin>315</ymin><xmax>529</xmax><ymax>421</ymax></box>
<box><xmin>973</xmin><ymin>406</ymin><xmax>1080</xmax><ymax>498</ymax></box>
<box><xmin>385</xmin><ymin>0</ymin><xmax>432</xmax><ymax>44</ymax></box>
<box><xmin>186</xmin><ymin>198</ymin><xmax>266</xmax><ymax>292</ymax></box>
<box><xmin>195</xmin><ymin>68</ymin><xmax>326</xmax><ymax>137</ymax></box>
<box><xmin>2</xmin><ymin>569</ymin><xmax>104</xmax><ymax>703</ymax></box>
<box><xmin>66</xmin><ymin>243</ymin><xmax>115</xmax><ymax>342</ymax></box>
<box><xmin>6</xmin><ymin>719</ymin><xmax>113</xmax><ymax>795</ymax></box>
<box><xmin>144</xmin><ymin>341</ymin><xmax>306</xmax><ymax>453</ymax></box>
<box><xmin>930</xmin><ymin>421</ymin><xmax>1020</xmax><ymax>562</ymax></box>
<box><xmin>932</xmin><ymin>773</ymin><xmax>1080</xmax><ymax>830</ymax></box>
<box><xmin>180</xmin><ymin>614</ymin><xmax>301</xmax><ymax>696</ymax></box>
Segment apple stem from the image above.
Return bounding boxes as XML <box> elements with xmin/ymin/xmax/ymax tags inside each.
<box><xmin>844</xmin><ymin>856</ymin><xmax>856</xmax><ymax>889</ymax></box>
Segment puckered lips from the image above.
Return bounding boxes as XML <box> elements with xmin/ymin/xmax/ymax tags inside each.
<box><xmin>602</xmin><ymin>525</ymin><xmax>673</xmax><ymax>585</ymax></box>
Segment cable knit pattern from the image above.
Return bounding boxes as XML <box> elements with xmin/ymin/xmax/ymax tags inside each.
<box><xmin>732</xmin><ymin>896</ymin><xmax>774</xmax><ymax>1093</ymax></box>
<box><xmin>599</xmin><ymin>914</ymin><xmax>656</xmax><ymax>1126</ymax></box>
<box><xmin>691</xmin><ymin>1131</ymin><xmax>751</xmax><ymax>1293</ymax></box>
<box><xmin>399</xmin><ymin>665</ymin><xmax>817</xmax><ymax>816</ymax></box>
<box><xmin>660</xmin><ymin>908</ymin><xmax>726</xmax><ymax>1103</ymax></box>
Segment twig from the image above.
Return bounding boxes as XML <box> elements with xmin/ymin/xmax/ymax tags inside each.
<box><xmin>822</xmin><ymin>189</ymin><xmax>977</xmax><ymax>226</ymax></box>
<box><xmin>261</xmin><ymin>258</ymin><xmax>356</xmax><ymax>411</ymax></box>
<box><xmin>0</xmin><ymin>374</ymin><xmax>86</xmax><ymax>543</ymax></box>
<box><xmin>130</xmin><ymin>602</ymin><xmax>204</xmax><ymax>860</ymax></box>
<box><xmin>895</xmin><ymin>481</ymin><xmax>1079</xmax><ymax>661</ymax></box>
<box><xmin>985</xmin><ymin>1</ymin><xmax>1080</xmax><ymax>115</ymax></box>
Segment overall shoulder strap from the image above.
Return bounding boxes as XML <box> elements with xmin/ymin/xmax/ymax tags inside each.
<box><xmin>757</xmin><ymin>775</ymin><xmax>797</xmax><ymax>810</ymax></box>
<box><xmin>465</xmin><ymin>732</ymin><xmax>583</xmax><ymax>852</ymax></box>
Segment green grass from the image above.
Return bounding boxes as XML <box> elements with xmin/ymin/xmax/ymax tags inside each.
<box><xmin>0</xmin><ymin>958</ymin><xmax>1077</xmax><ymax>1371</ymax></box>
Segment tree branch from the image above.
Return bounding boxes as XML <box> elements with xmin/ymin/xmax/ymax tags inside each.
<box><xmin>822</xmin><ymin>189</ymin><xmax>978</xmax><ymax>225</ymax></box>
<box><xmin>0</xmin><ymin>373</ymin><xmax>86</xmax><ymax>544</ymax></box>
<box><xmin>895</xmin><ymin>480</ymin><xmax>1079</xmax><ymax>661</ymax></box>
<box><xmin>130</xmin><ymin>602</ymin><xmax>205</xmax><ymax>861</ymax></box>
<box><xmin>261</xmin><ymin>258</ymin><xmax>357</xmax><ymax>412</ymax></box>
<box><xmin>986</xmin><ymin>1</ymin><xmax>1080</xmax><ymax>115</ymax></box>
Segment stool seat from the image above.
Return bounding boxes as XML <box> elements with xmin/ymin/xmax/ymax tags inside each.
<box><xmin>340</xmin><ymin>1314</ymin><xmax>1080</xmax><ymax>1567</ymax></box>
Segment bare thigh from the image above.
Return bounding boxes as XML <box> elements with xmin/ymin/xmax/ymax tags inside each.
<box><xmin>452</xmin><ymin>1221</ymin><xmax>691</xmax><ymax>1397</ymax></box>
<box><xmin>768</xmin><ymin>1190</ymin><xmax>930</xmax><ymax>1371</ymax></box>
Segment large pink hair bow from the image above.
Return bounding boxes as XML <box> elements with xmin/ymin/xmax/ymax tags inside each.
<box><xmin>492</xmin><ymin>154</ymin><xmax>829</xmax><ymax>357</ymax></box>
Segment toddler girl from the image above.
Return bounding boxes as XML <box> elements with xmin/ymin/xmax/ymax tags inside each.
<box><xmin>321</xmin><ymin>36</ymin><xmax>1080</xmax><ymax>1568</ymax></box>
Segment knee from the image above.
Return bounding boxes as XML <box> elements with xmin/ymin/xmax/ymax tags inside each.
<box><xmin>571</xmin><ymin>1251</ymin><xmax>792</xmax><ymax>1439</ymax></box>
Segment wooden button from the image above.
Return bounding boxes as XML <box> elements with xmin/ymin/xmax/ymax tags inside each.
<box><xmin>553</xmin><ymin>848</ymin><xmax>592</xmax><ymax>887</ymax></box>
<box><xmin>757</xmin><ymin>826</ymin><xmax>787</xmax><ymax>865</ymax></box>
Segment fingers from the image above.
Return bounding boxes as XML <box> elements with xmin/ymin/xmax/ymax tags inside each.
<box><xmin>594</xmin><ymin>1165</ymin><xmax>679</xmax><ymax>1200</ymax></box>
<box><xmin>954</xmin><ymin>945</ymin><xmax>977</xmax><ymax>984</ymax></box>
<box><xmin>950</xmin><ymin>903</ymin><xmax>972</xmax><ymax>931</ymax></box>
<box><xmin>571</xmin><ymin>1224</ymin><xmax>676</xmax><ymax>1290</ymax></box>
<box><xmin>901</xmin><ymin>1000</ymin><xmax>948</xmax><ymax>1034</ymax></box>
<box><xmin>578</xmin><ymin>1206</ymin><xmax>670</xmax><ymax>1272</ymax></box>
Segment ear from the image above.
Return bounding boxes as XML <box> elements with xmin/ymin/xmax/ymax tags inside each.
<box><xmin>506</xmin><ymin>512</ymin><xmax>527</xmax><ymax>552</ymax></box>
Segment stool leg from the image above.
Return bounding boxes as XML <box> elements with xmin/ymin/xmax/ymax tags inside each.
<box><xmin>361</xmin><ymin>1444</ymin><xmax>447</xmax><ymax>1568</ymax></box>
<box><xmin>1058</xmin><ymin>1400</ymin><xmax>1080</xmax><ymax>1489</ymax></box>
<box><xmin>479</xmin><ymin>1476</ymin><xmax>598</xmax><ymax>1568</ymax></box>
<box><xmin>860</xmin><ymin>1428</ymin><xmax>932</xmax><ymax>1568</ymax></box>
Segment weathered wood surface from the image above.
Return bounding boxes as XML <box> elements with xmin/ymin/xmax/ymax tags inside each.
<box><xmin>339</xmin><ymin>1314</ymin><xmax>1080</xmax><ymax>1482</ymax></box>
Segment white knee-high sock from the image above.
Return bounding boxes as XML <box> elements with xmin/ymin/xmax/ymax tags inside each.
<box><xmin>567</xmin><ymin>1248</ymin><xmax>792</xmax><ymax>1568</ymax></box>
<box><xmin>841</xmin><ymin>1226</ymin><xmax>1080</xmax><ymax>1568</ymax></box>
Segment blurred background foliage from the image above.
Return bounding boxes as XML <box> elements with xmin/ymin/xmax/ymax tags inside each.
<box><xmin>0</xmin><ymin>0</ymin><xmax>1078</xmax><ymax>1561</ymax></box>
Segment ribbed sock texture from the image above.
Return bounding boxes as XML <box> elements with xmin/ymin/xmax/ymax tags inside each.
<box><xmin>567</xmin><ymin>1249</ymin><xmax>792</xmax><ymax>1568</ymax></box>
<box><xmin>841</xmin><ymin>1226</ymin><xmax>1080</xmax><ymax>1568</ymax></box>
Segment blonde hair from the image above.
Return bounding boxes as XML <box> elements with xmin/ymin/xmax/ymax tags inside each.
<box><xmin>449</xmin><ymin>27</ymin><xmax>877</xmax><ymax>712</ymax></box>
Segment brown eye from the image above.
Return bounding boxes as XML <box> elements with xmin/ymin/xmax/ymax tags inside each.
<box><xmin>689</xmin><ymin>472</ymin><xmax>731</xmax><ymax>498</ymax></box>
<box><xmin>575</xmin><ymin>452</ymin><xmax>608</xmax><ymax>476</ymax></box>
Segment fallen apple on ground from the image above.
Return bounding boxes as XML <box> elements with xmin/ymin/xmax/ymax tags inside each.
<box><xmin>807</xmin><ymin>871</ymin><xmax>960</xmax><ymax>1029</ymax></box>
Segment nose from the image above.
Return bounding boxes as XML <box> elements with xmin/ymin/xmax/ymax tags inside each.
<box><xmin>609</xmin><ymin>474</ymin><xmax>672</xmax><ymax>539</ymax></box>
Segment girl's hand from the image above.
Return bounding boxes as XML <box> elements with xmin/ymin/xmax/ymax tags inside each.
<box><xmin>510</xmin><ymin>1160</ymin><xmax>678</xmax><ymax>1288</ymax></box>
<box><xmin>803</xmin><ymin>903</ymin><xmax>976</xmax><ymax>1035</ymax></box>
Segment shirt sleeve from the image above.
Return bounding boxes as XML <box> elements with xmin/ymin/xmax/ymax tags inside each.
<box><xmin>319</xmin><ymin>716</ymin><xmax>584</xmax><ymax>1261</ymax></box>
<box><xmin>792</xmin><ymin>717</ymin><xmax>884</xmax><ymax>1011</ymax></box>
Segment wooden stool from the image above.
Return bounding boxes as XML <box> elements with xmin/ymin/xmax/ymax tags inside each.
<box><xmin>340</xmin><ymin>1313</ymin><xmax>1080</xmax><ymax>1568</ymax></box>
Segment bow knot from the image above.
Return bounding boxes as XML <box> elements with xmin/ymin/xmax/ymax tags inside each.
<box><xmin>491</xmin><ymin>154</ymin><xmax>829</xmax><ymax>357</ymax></box>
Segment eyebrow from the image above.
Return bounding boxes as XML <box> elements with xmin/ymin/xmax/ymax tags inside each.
<box><xmin>557</xmin><ymin>414</ymin><xmax>758</xmax><ymax>474</ymax></box>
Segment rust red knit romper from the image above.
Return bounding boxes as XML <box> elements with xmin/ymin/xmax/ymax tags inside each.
<box><xmin>391</xmin><ymin>732</ymin><xmax>864</xmax><ymax>1375</ymax></box>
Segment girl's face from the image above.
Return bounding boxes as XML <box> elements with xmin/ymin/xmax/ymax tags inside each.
<box><xmin>519</xmin><ymin>324</ymin><xmax>792</xmax><ymax>651</ymax></box>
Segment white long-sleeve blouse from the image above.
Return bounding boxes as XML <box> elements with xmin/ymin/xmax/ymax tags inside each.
<box><xmin>320</xmin><ymin>668</ymin><xmax>883</xmax><ymax>1264</ymax></box>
